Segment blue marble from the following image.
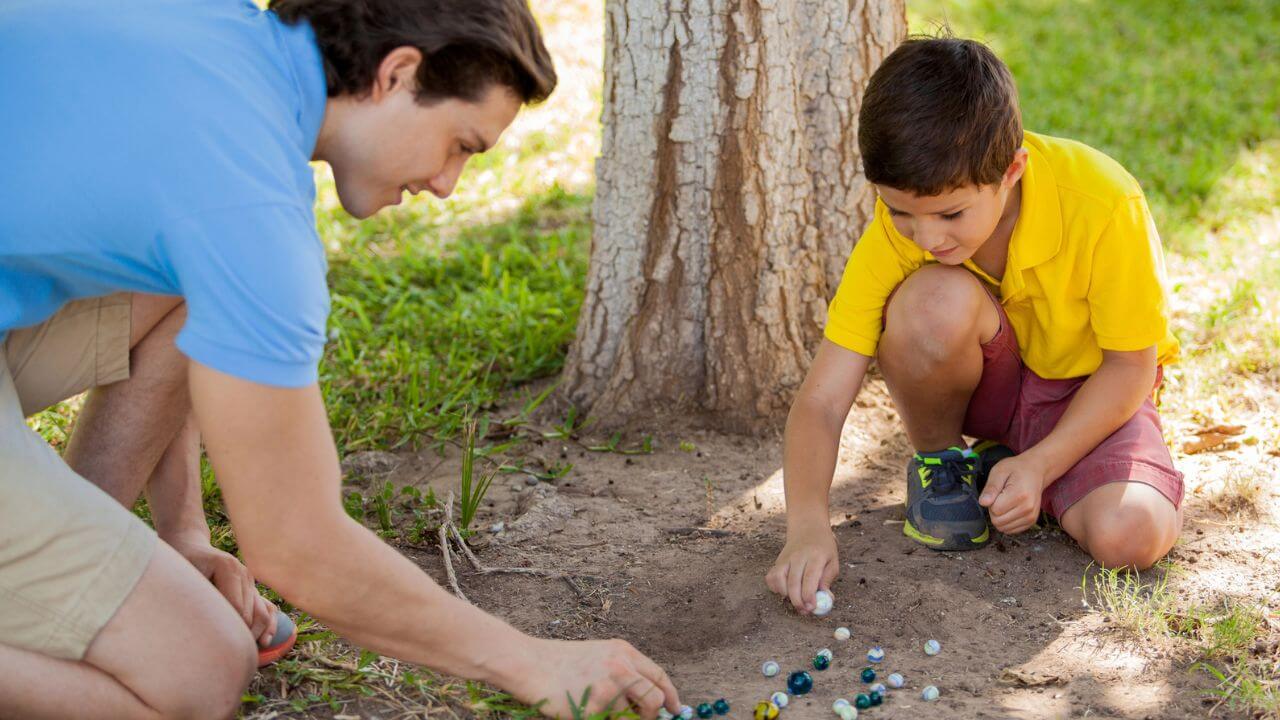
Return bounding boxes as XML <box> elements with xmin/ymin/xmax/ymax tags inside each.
<box><xmin>697</xmin><ymin>703</ymin><xmax>714</xmax><ymax>718</ymax></box>
<box><xmin>869</xmin><ymin>691</ymin><xmax>883</xmax><ymax>706</ymax></box>
<box><xmin>787</xmin><ymin>670</ymin><xmax>814</xmax><ymax>695</ymax></box>
<box><xmin>712</xmin><ymin>699</ymin><xmax>730</xmax><ymax>716</ymax></box>
<box><xmin>854</xmin><ymin>693</ymin><xmax>871</xmax><ymax>710</ymax></box>
<box><xmin>813</xmin><ymin>654</ymin><xmax>831</xmax><ymax>671</ymax></box>
<box><xmin>860</xmin><ymin>667</ymin><xmax>876</xmax><ymax>683</ymax></box>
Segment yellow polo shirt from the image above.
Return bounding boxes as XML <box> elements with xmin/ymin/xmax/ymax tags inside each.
<box><xmin>825</xmin><ymin>131</ymin><xmax>1179</xmax><ymax>379</ymax></box>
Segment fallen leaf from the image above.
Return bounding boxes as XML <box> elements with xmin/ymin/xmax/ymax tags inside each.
<box><xmin>1194</xmin><ymin>424</ymin><xmax>1245</xmax><ymax>436</ymax></box>
<box><xmin>1183</xmin><ymin>434</ymin><xmax>1242</xmax><ymax>455</ymax></box>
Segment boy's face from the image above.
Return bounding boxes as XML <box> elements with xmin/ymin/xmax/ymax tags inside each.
<box><xmin>318</xmin><ymin>47</ymin><xmax>521</xmax><ymax>219</ymax></box>
<box><xmin>874</xmin><ymin>150</ymin><xmax>1028</xmax><ymax>265</ymax></box>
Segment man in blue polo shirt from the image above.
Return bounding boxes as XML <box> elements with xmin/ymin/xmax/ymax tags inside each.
<box><xmin>0</xmin><ymin>1</ymin><xmax>680</xmax><ymax>718</ymax></box>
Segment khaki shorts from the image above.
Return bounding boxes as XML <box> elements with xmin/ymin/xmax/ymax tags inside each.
<box><xmin>0</xmin><ymin>294</ymin><xmax>157</xmax><ymax>660</ymax></box>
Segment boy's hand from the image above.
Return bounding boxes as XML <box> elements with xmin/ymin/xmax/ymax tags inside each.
<box><xmin>978</xmin><ymin>454</ymin><xmax>1051</xmax><ymax>534</ymax></box>
<box><xmin>766</xmin><ymin>526</ymin><xmax>838</xmax><ymax>614</ymax></box>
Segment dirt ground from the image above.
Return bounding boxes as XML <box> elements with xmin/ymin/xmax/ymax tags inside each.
<box><xmin>331</xmin><ymin>370</ymin><xmax>1279</xmax><ymax>720</ymax></box>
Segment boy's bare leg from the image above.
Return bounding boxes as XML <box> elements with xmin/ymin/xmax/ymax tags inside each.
<box><xmin>1059</xmin><ymin>482</ymin><xmax>1182</xmax><ymax>569</ymax></box>
<box><xmin>0</xmin><ymin>542</ymin><xmax>257</xmax><ymax>720</ymax></box>
<box><xmin>878</xmin><ymin>265</ymin><xmax>1001</xmax><ymax>451</ymax></box>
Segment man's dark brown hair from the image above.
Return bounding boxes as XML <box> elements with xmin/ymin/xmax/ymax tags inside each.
<box><xmin>858</xmin><ymin>35</ymin><xmax>1022</xmax><ymax>195</ymax></box>
<box><xmin>270</xmin><ymin>0</ymin><xmax>557</xmax><ymax>106</ymax></box>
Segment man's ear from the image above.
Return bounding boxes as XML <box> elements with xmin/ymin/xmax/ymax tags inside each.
<box><xmin>1002</xmin><ymin>147</ymin><xmax>1029</xmax><ymax>187</ymax></box>
<box><xmin>370</xmin><ymin>46</ymin><xmax>423</xmax><ymax>102</ymax></box>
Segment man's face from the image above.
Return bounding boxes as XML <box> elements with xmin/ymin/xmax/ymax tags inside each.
<box><xmin>322</xmin><ymin>50</ymin><xmax>522</xmax><ymax>219</ymax></box>
<box><xmin>873</xmin><ymin>151</ymin><xmax>1027</xmax><ymax>265</ymax></box>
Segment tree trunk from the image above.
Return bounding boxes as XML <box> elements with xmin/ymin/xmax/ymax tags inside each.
<box><xmin>562</xmin><ymin>0</ymin><xmax>906</xmax><ymax>432</ymax></box>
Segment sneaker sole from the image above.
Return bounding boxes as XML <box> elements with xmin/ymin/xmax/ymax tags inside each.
<box><xmin>904</xmin><ymin>519</ymin><xmax>990</xmax><ymax>551</ymax></box>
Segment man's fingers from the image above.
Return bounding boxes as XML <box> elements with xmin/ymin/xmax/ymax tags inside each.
<box><xmin>624</xmin><ymin>676</ymin><xmax>664</xmax><ymax>719</ymax></box>
<box><xmin>631</xmin><ymin>648</ymin><xmax>680</xmax><ymax>712</ymax></box>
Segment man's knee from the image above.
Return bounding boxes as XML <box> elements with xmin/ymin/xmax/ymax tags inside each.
<box><xmin>1084</xmin><ymin>502</ymin><xmax>1176</xmax><ymax>570</ymax></box>
<box><xmin>882</xmin><ymin>265</ymin><xmax>988</xmax><ymax>363</ymax></box>
<box><xmin>156</xmin><ymin>632</ymin><xmax>255</xmax><ymax>720</ymax></box>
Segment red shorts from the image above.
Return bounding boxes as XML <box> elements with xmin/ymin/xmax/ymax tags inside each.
<box><xmin>961</xmin><ymin>292</ymin><xmax>1184</xmax><ymax>519</ymax></box>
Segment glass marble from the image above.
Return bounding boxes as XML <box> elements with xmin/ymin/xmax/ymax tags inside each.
<box><xmin>680</xmin><ymin>706</ymin><xmax>695</xmax><ymax>720</ymax></box>
<box><xmin>697</xmin><ymin>703</ymin><xmax>714</xmax><ymax>718</ymax></box>
<box><xmin>761</xmin><ymin>660</ymin><xmax>781</xmax><ymax>677</ymax></box>
<box><xmin>837</xmin><ymin>707</ymin><xmax>858</xmax><ymax>720</ymax></box>
<box><xmin>887</xmin><ymin>673</ymin><xmax>905</xmax><ymax>689</ymax></box>
<box><xmin>854</xmin><ymin>693</ymin><xmax>871</xmax><ymax>710</ymax></box>
<box><xmin>813</xmin><ymin>654</ymin><xmax>831</xmax><ymax>671</ymax></box>
<box><xmin>713</xmin><ymin>699</ymin><xmax>730</xmax><ymax>716</ymax></box>
<box><xmin>832</xmin><ymin>698</ymin><xmax>850</xmax><ymax>711</ymax></box>
<box><xmin>817</xmin><ymin>648</ymin><xmax>834</xmax><ymax>662</ymax></box>
<box><xmin>813</xmin><ymin>589</ymin><xmax>834</xmax><ymax>616</ymax></box>
<box><xmin>753</xmin><ymin>701</ymin><xmax>779</xmax><ymax>720</ymax></box>
<box><xmin>834</xmin><ymin>626</ymin><xmax>851</xmax><ymax>641</ymax></box>
<box><xmin>922</xmin><ymin>685</ymin><xmax>940</xmax><ymax>701</ymax></box>
<box><xmin>860</xmin><ymin>667</ymin><xmax>876</xmax><ymax>683</ymax></box>
<box><xmin>770</xmin><ymin>692</ymin><xmax>789</xmax><ymax>708</ymax></box>
<box><xmin>659</xmin><ymin>710</ymin><xmax>673</xmax><ymax>720</ymax></box>
<box><xmin>924</xmin><ymin>639</ymin><xmax>941</xmax><ymax>656</ymax></box>
<box><xmin>866</xmin><ymin>646</ymin><xmax>884</xmax><ymax>663</ymax></box>
<box><xmin>787</xmin><ymin>670</ymin><xmax>814</xmax><ymax>695</ymax></box>
<box><xmin>869</xmin><ymin>683</ymin><xmax>886</xmax><ymax>695</ymax></box>
<box><xmin>869</xmin><ymin>691</ymin><xmax>883</xmax><ymax>706</ymax></box>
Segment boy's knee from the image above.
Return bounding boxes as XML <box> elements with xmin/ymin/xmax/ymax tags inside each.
<box><xmin>883</xmin><ymin>265</ymin><xmax>987</xmax><ymax>357</ymax></box>
<box><xmin>1084</xmin><ymin>503</ymin><xmax>1174</xmax><ymax>570</ymax></box>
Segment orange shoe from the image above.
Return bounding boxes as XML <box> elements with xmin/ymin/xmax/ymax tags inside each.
<box><xmin>257</xmin><ymin>610</ymin><xmax>297</xmax><ymax>667</ymax></box>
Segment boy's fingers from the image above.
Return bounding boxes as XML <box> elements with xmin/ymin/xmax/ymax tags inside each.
<box><xmin>821</xmin><ymin>557</ymin><xmax>839</xmax><ymax>587</ymax></box>
<box><xmin>765</xmin><ymin>565</ymin><xmax>785</xmax><ymax>595</ymax></box>
<box><xmin>786</xmin><ymin>559</ymin><xmax>808</xmax><ymax>612</ymax></box>
<box><xmin>979</xmin><ymin>473</ymin><xmax>1007</xmax><ymax>506</ymax></box>
<box><xmin>800</xmin><ymin>560</ymin><xmax>824</xmax><ymax>610</ymax></box>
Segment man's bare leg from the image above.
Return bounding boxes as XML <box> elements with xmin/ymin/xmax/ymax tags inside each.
<box><xmin>63</xmin><ymin>293</ymin><xmax>276</xmax><ymax>643</ymax></box>
<box><xmin>0</xmin><ymin>543</ymin><xmax>257</xmax><ymax>720</ymax></box>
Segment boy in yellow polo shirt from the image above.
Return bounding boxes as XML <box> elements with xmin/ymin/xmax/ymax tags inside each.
<box><xmin>766</xmin><ymin>36</ymin><xmax>1183</xmax><ymax>613</ymax></box>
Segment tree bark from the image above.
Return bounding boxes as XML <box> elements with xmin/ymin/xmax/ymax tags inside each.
<box><xmin>562</xmin><ymin>0</ymin><xmax>906</xmax><ymax>432</ymax></box>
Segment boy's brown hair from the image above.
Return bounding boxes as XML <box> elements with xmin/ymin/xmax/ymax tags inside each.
<box><xmin>270</xmin><ymin>0</ymin><xmax>557</xmax><ymax>106</ymax></box>
<box><xmin>858</xmin><ymin>35</ymin><xmax>1022</xmax><ymax>195</ymax></box>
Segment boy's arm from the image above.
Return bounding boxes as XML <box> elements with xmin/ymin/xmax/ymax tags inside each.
<box><xmin>980</xmin><ymin>346</ymin><xmax>1157</xmax><ymax>533</ymax></box>
<box><xmin>767</xmin><ymin>339</ymin><xmax>871</xmax><ymax>612</ymax></box>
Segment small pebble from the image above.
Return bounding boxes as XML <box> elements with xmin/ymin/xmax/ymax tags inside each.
<box><xmin>753</xmin><ymin>701</ymin><xmax>779</xmax><ymax>720</ymax></box>
<box><xmin>924</xmin><ymin>639</ymin><xmax>941</xmax><ymax>656</ymax></box>
<box><xmin>489</xmin><ymin>521</ymin><xmax>505</xmax><ymax>533</ymax></box>
<box><xmin>868</xmin><ymin>691</ymin><xmax>883</xmax><ymax>706</ymax></box>
<box><xmin>770</xmin><ymin>692</ymin><xmax>789</xmax><ymax>708</ymax></box>
<box><xmin>866</xmin><ymin>646</ymin><xmax>884</xmax><ymax>663</ymax></box>
<box><xmin>813</xmin><ymin>589</ymin><xmax>835</xmax><ymax>616</ymax></box>
<box><xmin>860</xmin><ymin>667</ymin><xmax>876</xmax><ymax>683</ymax></box>
<box><xmin>837</xmin><ymin>706</ymin><xmax>858</xmax><ymax>720</ymax></box>
<box><xmin>869</xmin><ymin>683</ymin><xmax>886</xmax><ymax>695</ymax></box>
<box><xmin>697</xmin><ymin>703</ymin><xmax>714</xmax><ymax>719</ymax></box>
<box><xmin>787</xmin><ymin>670</ymin><xmax>814</xmax><ymax>695</ymax></box>
<box><xmin>713</xmin><ymin>699</ymin><xmax>730</xmax><ymax>716</ymax></box>
<box><xmin>525</xmin><ymin>474</ymin><xmax>540</xmax><ymax>486</ymax></box>
<box><xmin>854</xmin><ymin>693</ymin><xmax>872</xmax><ymax>710</ymax></box>
<box><xmin>680</xmin><ymin>706</ymin><xmax>695</xmax><ymax>720</ymax></box>
<box><xmin>922</xmin><ymin>686</ymin><xmax>940</xmax><ymax>702</ymax></box>
<box><xmin>761</xmin><ymin>660</ymin><xmax>780</xmax><ymax>677</ymax></box>
<box><xmin>834</xmin><ymin>626</ymin><xmax>851</xmax><ymax>641</ymax></box>
<box><xmin>887</xmin><ymin>673</ymin><xmax>905</xmax><ymax>689</ymax></box>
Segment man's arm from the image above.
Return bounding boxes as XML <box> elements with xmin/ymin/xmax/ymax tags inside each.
<box><xmin>981</xmin><ymin>346</ymin><xmax>1157</xmax><ymax>533</ymax></box>
<box><xmin>766</xmin><ymin>340</ymin><xmax>870</xmax><ymax>612</ymax></box>
<box><xmin>188</xmin><ymin>361</ymin><xmax>679</xmax><ymax>718</ymax></box>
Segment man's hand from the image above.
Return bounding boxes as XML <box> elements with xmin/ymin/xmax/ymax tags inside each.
<box><xmin>505</xmin><ymin>638</ymin><xmax>680</xmax><ymax>719</ymax></box>
<box><xmin>978</xmin><ymin>454</ymin><xmax>1051</xmax><ymax>535</ymax></box>
<box><xmin>765</xmin><ymin>525</ymin><xmax>839</xmax><ymax>614</ymax></box>
<box><xmin>166</xmin><ymin>533</ymin><xmax>278</xmax><ymax>646</ymax></box>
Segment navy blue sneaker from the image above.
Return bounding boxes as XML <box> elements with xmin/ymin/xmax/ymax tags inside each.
<box><xmin>903</xmin><ymin>447</ymin><xmax>989</xmax><ymax>550</ymax></box>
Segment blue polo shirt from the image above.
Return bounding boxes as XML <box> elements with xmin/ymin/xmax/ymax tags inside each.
<box><xmin>0</xmin><ymin>0</ymin><xmax>330</xmax><ymax>387</ymax></box>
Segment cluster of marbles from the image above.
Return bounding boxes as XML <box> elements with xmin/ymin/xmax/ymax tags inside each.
<box><xmin>831</xmin><ymin>698</ymin><xmax>858</xmax><ymax>720</ymax></box>
<box><xmin>813</xmin><ymin>648</ymin><xmax>833</xmax><ymax>671</ymax></box>
<box><xmin>693</xmin><ymin>700</ymin><xmax>730</xmax><ymax>718</ymax></box>
<box><xmin>813</xmin><ymin>589</ymin><xmax>835</xmax><ymax>616</ymax></box>
<box><xmin>923</xmin><ymin>639</ymin><xmax>941</xmax><ymax>656</ymax></box>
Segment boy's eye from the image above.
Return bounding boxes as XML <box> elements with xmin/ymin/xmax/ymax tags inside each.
<box><xmin>941</xmin><ymin>210</ymin><xmax>964</xmax><ymax>220</ymax></box>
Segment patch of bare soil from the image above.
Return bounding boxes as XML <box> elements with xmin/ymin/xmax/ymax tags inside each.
<box><xmin>354</xmin><ymin>374</ymin><xmax>1279</xmax><ymax>720</ymax></box>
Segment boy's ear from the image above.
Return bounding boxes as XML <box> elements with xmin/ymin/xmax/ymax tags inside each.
<box><xmin>1002</xmin><ymin>148</ymin><xmax>1030</xmax><ymax>187</ymax></box>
